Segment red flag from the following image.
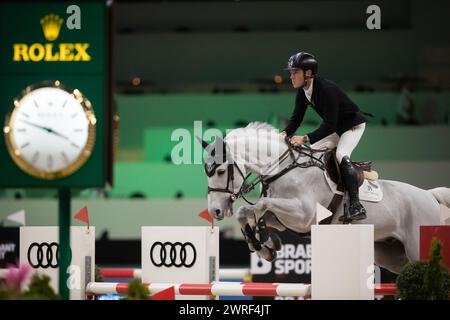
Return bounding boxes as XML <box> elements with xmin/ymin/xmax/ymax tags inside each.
<box><xmin>197</xmin><ymin>208</ymin><xmax>213</xmax><ymax>223</ymax></box>
<box><xmin>152</xmin><ymin>286</ymin><xmax>175</xmax><ymax>300</ymax></box>
<box><xmin>74</xmin><ymin>206</ymin><xmax>89</xmax><ymax>225</ymax></box>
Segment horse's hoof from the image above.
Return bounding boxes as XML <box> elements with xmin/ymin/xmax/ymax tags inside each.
<box><xmin>265</xmin><ymin>233</ymin><xmax>282</xmax><ymax>251</ymax></box>
<box><xmin>258</xmin><ymin>246</ymin><xmax>277</xmax><ymax>262</ymax></box>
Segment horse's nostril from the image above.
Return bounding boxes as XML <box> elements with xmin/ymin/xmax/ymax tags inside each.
<box><xmin>215</xmin><ymin>209</ymin><xmax>221</xmax><ymax>215</ymax></box>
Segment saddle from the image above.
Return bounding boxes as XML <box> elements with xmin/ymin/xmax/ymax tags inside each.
<box><xmin>323</xmin><ymin>148</ymin><xmax>374</xmax><ymax>192</ymax></box>
<box><xmin>316</xmin><ymin>148</ymin><xmax>378</xmax><ymax>224</ymax></box>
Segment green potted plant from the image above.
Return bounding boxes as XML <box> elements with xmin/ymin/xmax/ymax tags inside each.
<box><xmin>21</xmin><ymin>274</ymin><xmax>62</xmax><ymax>300</ymax></box>
<box><xmin>122</xmin><ymin>279</ymin><xmax>151</xmax><ymax>300</ymax></box>
<box><xmin>396</xmin><ymin>238</ymin><xmax>450</xmax><ymax>300</ymax></box>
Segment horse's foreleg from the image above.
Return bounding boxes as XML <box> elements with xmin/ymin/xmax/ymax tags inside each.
<box><xmin>253</xmin><ymin>197</ymin><xmax>314</xmax><ymax>235</ymax></box>
<box><xmin>236</xmin><ymin>205</ymin><xmax>279</xmax><ymax>261</ymax></box>
<box><xmin>237</xmin><ymin>204</ymin><xmax>276</xmax><ymax>244</ymax></box>
<box><xmin>237</xmin><ymin>197</ymin><xmax>312</xmax><ymax>261</ymax></box>
<box><xmin>236</xmin><ymin>205</ymin><xmax>261</xmax><ymax>252</ymax></box>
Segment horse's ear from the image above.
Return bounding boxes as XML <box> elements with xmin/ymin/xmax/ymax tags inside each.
<box><xmin>214</xmin><ymin>135</ymin><xmax>230</xmax><ymax>163</ymax></box>
<box><xmin>214</xmin><ymin>136</ymin><xmax>226</xmax><ymax>149</ymax></box>
<box><xmin>214</xmin><ymin>135</ymin><xmax>224</xmax><ymax>143</ymax></box>
<box><xmin>196</xmin><ymin>136</ymin><xmax>209</xmax><ymax>149</ymax></box>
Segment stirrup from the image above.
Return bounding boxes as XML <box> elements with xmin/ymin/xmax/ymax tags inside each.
<box><xmin>350</xmin><ymin>202</ymin><xmax>367</xmax><ymax>215</ymax></box>
<box><xmin>350</xmin><ymin>202</ymin><xmax>367</xmax><ymax>219</ymax></box>
<box><xmin>339</xmin><ymin>211</ymin><xmax>366</xmax><ymax>223</ymax></box>
<box><xmin>338</xmin><ymin>202</ymin><xmax>367</xmax><ymax>222</ymax></box>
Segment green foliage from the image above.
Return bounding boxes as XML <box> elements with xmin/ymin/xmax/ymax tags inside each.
<box><xmin>396</xmin><ymin>261</ymin><xmax>430</xmax><ymax>299</ymax></box>
<box><xmin>20</xmin><ymin>274</ymin><xmax>62</xmax><ymax>300</ymax></box>
<box><xmin>396</xmin><ymin>238</ymin><xmax>450</xmax><ymax>300</ymax></box>
<box><xmin>0</xmin><ymin>284</ymin><xmax>15</xmax><ymax>300</ymax></box>
<box><xmin>122</xmin><ymin>279</ymin><xmax>151</xmax><ymax>300</ymax></box>
<box><xmin>95</xmin><ymin>265</ymin><xmax>104</xmax><ymax>282</ymax></box>
<box><xmin>424</xmin><ymin>238</ymin><xmax>450</xmax><ymax>299</ymax></box>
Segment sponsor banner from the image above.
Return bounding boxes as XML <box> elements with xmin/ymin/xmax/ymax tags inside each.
<box><xmin>0</xmin><ymin>227</ymin><xmax>20</xmax><ymax>268</ymax></box>
<box><xmin>19</xmin><ymin>226</ymin><xmax>95</xmax><ymax>300</ymax></box>
<box><xmin>142</xmin><ymin>226</ymin><xmax>219</xmax><ymax>300</ymax></box>
<box><xmin>251</xmin><ymin>230</ymin><xmax>311</xmax><ymax>300</ymax></box>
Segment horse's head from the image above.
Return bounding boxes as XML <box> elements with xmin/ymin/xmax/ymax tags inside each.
<box><xmin>197</xmin><ymin>135</ymin><xmax>246</xmax><ymax>221</ymax></box>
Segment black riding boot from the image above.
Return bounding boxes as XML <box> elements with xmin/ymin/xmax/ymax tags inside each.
<box><xmin>339</xmin><ymin>156</ymin><xmax>367</xmax><ymax>221</ymax></box>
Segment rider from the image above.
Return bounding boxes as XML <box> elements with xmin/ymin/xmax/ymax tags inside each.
<box><xmin>279</xmin><ymin>52</ymin><xmax>368</xmax><ymax>221</ymax></box>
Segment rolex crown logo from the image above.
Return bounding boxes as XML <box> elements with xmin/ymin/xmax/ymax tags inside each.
<box><xmin>40</xmin><ymin>14</ymin><xmax>64</xmax><ymax>41</ymax></box>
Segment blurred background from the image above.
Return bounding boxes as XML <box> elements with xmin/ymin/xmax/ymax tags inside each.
<box><xmin>1</xmin><ymin>0</ymin><xmax>449</xmax><ymax>268</ymax></box>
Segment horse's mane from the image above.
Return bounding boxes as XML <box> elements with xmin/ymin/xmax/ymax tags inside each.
<box><xmin>224</xmin><ymin>122</ymin><xmax>283</xmax><ymax>142</ymax></box>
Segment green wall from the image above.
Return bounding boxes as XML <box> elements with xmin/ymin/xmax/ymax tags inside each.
<box><xmin>116</xmin><ymin>92</ymin><xmax>450</xmax><ymax>153</ymax></box>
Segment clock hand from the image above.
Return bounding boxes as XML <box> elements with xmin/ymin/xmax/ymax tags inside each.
<box><xmin>47</xmin><ymin>128</ymin><xmax>69</xmax><ymax>140</ymax></box>
<box><xmin>20</xmin><ymin>119</ymin><xmax>69</xmax><ymax>140</ymax></box>
<box><xmin>20</xmin><ymin>119</ymin><xmax>50</xmax><ymax>131</ymax></box>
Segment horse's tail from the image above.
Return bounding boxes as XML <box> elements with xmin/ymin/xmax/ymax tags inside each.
<box><xmin>429</xmin><ymin>187</ymin><xmax>450</xmax><ymax>225</ymax></box>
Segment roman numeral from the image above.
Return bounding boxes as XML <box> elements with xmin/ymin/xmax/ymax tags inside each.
<box><xmin>71</xmin><ymin>142</ymin><xmax>80</xmax><ymax>149</ymax></box>
<box><xmin>31</xmin><ymin>151</ymin><xmax>40</xmax><ymax>164</ymax></box>
<box><xmin>47</xmin><ymin>154</ymin><xmax>53</xmax><ymax>169</ymax></box>
<box><xmin>33</xmin><ymin>100</ymin><xmax>40</xmax><ymax>108</ymax></box>
<box><xmin>71</xmin><ymin>112</ymin><xmax>79</xmax><ymax>118</ymax></box>
<box><xmin>20</xmin><ymin>142</ymin><xmax>30</xmax><ymax>149</ymax></box>
<box><xmin>61</xmin><ymin>151</ymin><xmax>69</xmax><ymax>164</ymax></box>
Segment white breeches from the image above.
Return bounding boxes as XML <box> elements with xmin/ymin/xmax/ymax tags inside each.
<box><xmin>310</xmin><ymin>123</ymin><xmax>366</xmax><ymax>164</ymax></box>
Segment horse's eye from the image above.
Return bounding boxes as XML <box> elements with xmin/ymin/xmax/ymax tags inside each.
<box><xmin>217</xmin><ymin>169</ymin><xmax>226</xmax><ymax>176</ymax></box>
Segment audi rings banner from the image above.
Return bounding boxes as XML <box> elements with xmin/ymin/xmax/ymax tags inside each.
<box><xmin>20</xmin><ymin>226</ymin><xmax>95</xmax><ymax>300</ymax></box>
<box><xmin>142</xmin><ymin>226</ymin><xmax>219</xmax><ymax>300</ymax></box>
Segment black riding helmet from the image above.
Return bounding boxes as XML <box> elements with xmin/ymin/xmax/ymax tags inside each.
<box><xmin>285</xmin><ymin>52</ymin><xmax>318</xmax><ymax>75</ymax></box>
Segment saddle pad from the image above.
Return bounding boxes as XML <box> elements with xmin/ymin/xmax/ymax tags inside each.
<box><xmin>323</xmin><ymin>171</ymin><xmax>383</xmax><ymax>202</ymax></box>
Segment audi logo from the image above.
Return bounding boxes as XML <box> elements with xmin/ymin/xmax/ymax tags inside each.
<box><xmin>27</xmin><ymin>242</ymin><xmax>59</xmax><ymax>269</ymax></box>
<box><xmin>150</xmin><ymin>242</ymin><xmax>197</xmax><ymax>268</ymax></box>
<box><xmin>27</xmin><ymin>242</ymin><xmax>72</xmax><ymax>269</ymax></box>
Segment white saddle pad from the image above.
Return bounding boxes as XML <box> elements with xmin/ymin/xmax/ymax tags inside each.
<box><xmin>323</xmin><ymin>171</ymin><xmax>383</xmax><ymax>203</ymax></box>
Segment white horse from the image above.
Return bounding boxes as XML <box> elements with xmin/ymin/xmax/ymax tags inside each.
<box><xmin>199</xmin><ymin>122</ymin><xmax>450</xmax><ymax>274</ymax></box>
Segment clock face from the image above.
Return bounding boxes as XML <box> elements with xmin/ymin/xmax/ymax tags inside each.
<box><xmin>4</xmin><ymin>82</ymin><xmax>96</xmax><ymax>180</ymax></box>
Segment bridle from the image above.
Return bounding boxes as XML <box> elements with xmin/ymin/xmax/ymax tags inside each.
<box><xmin>205</xmin><ymin>138</ymin><xmax>328</xmax><ymax>206</ymax></box>
<box><xmin>205</xmin><ymin>160</ymin><xmax>247</xmax><ymax>200</ymax></box>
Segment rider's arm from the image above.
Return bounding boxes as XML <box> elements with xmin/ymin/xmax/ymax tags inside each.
<box><xmin>282</xmin><ymin>91</ymin><xmax>308</xmax><ymax>137</ymax></box>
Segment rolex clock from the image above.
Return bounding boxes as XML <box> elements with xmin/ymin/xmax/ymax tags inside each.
<box><xmin>3</xmin><ymin>81</ymin><xmax>96</xmax><ymax>180</ymax></box>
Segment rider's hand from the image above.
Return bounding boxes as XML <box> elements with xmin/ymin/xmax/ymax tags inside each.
<box><xmin>290</xmin><ymin>135</ymin><xmax>306</xmax><ymax>146</ymax></box>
